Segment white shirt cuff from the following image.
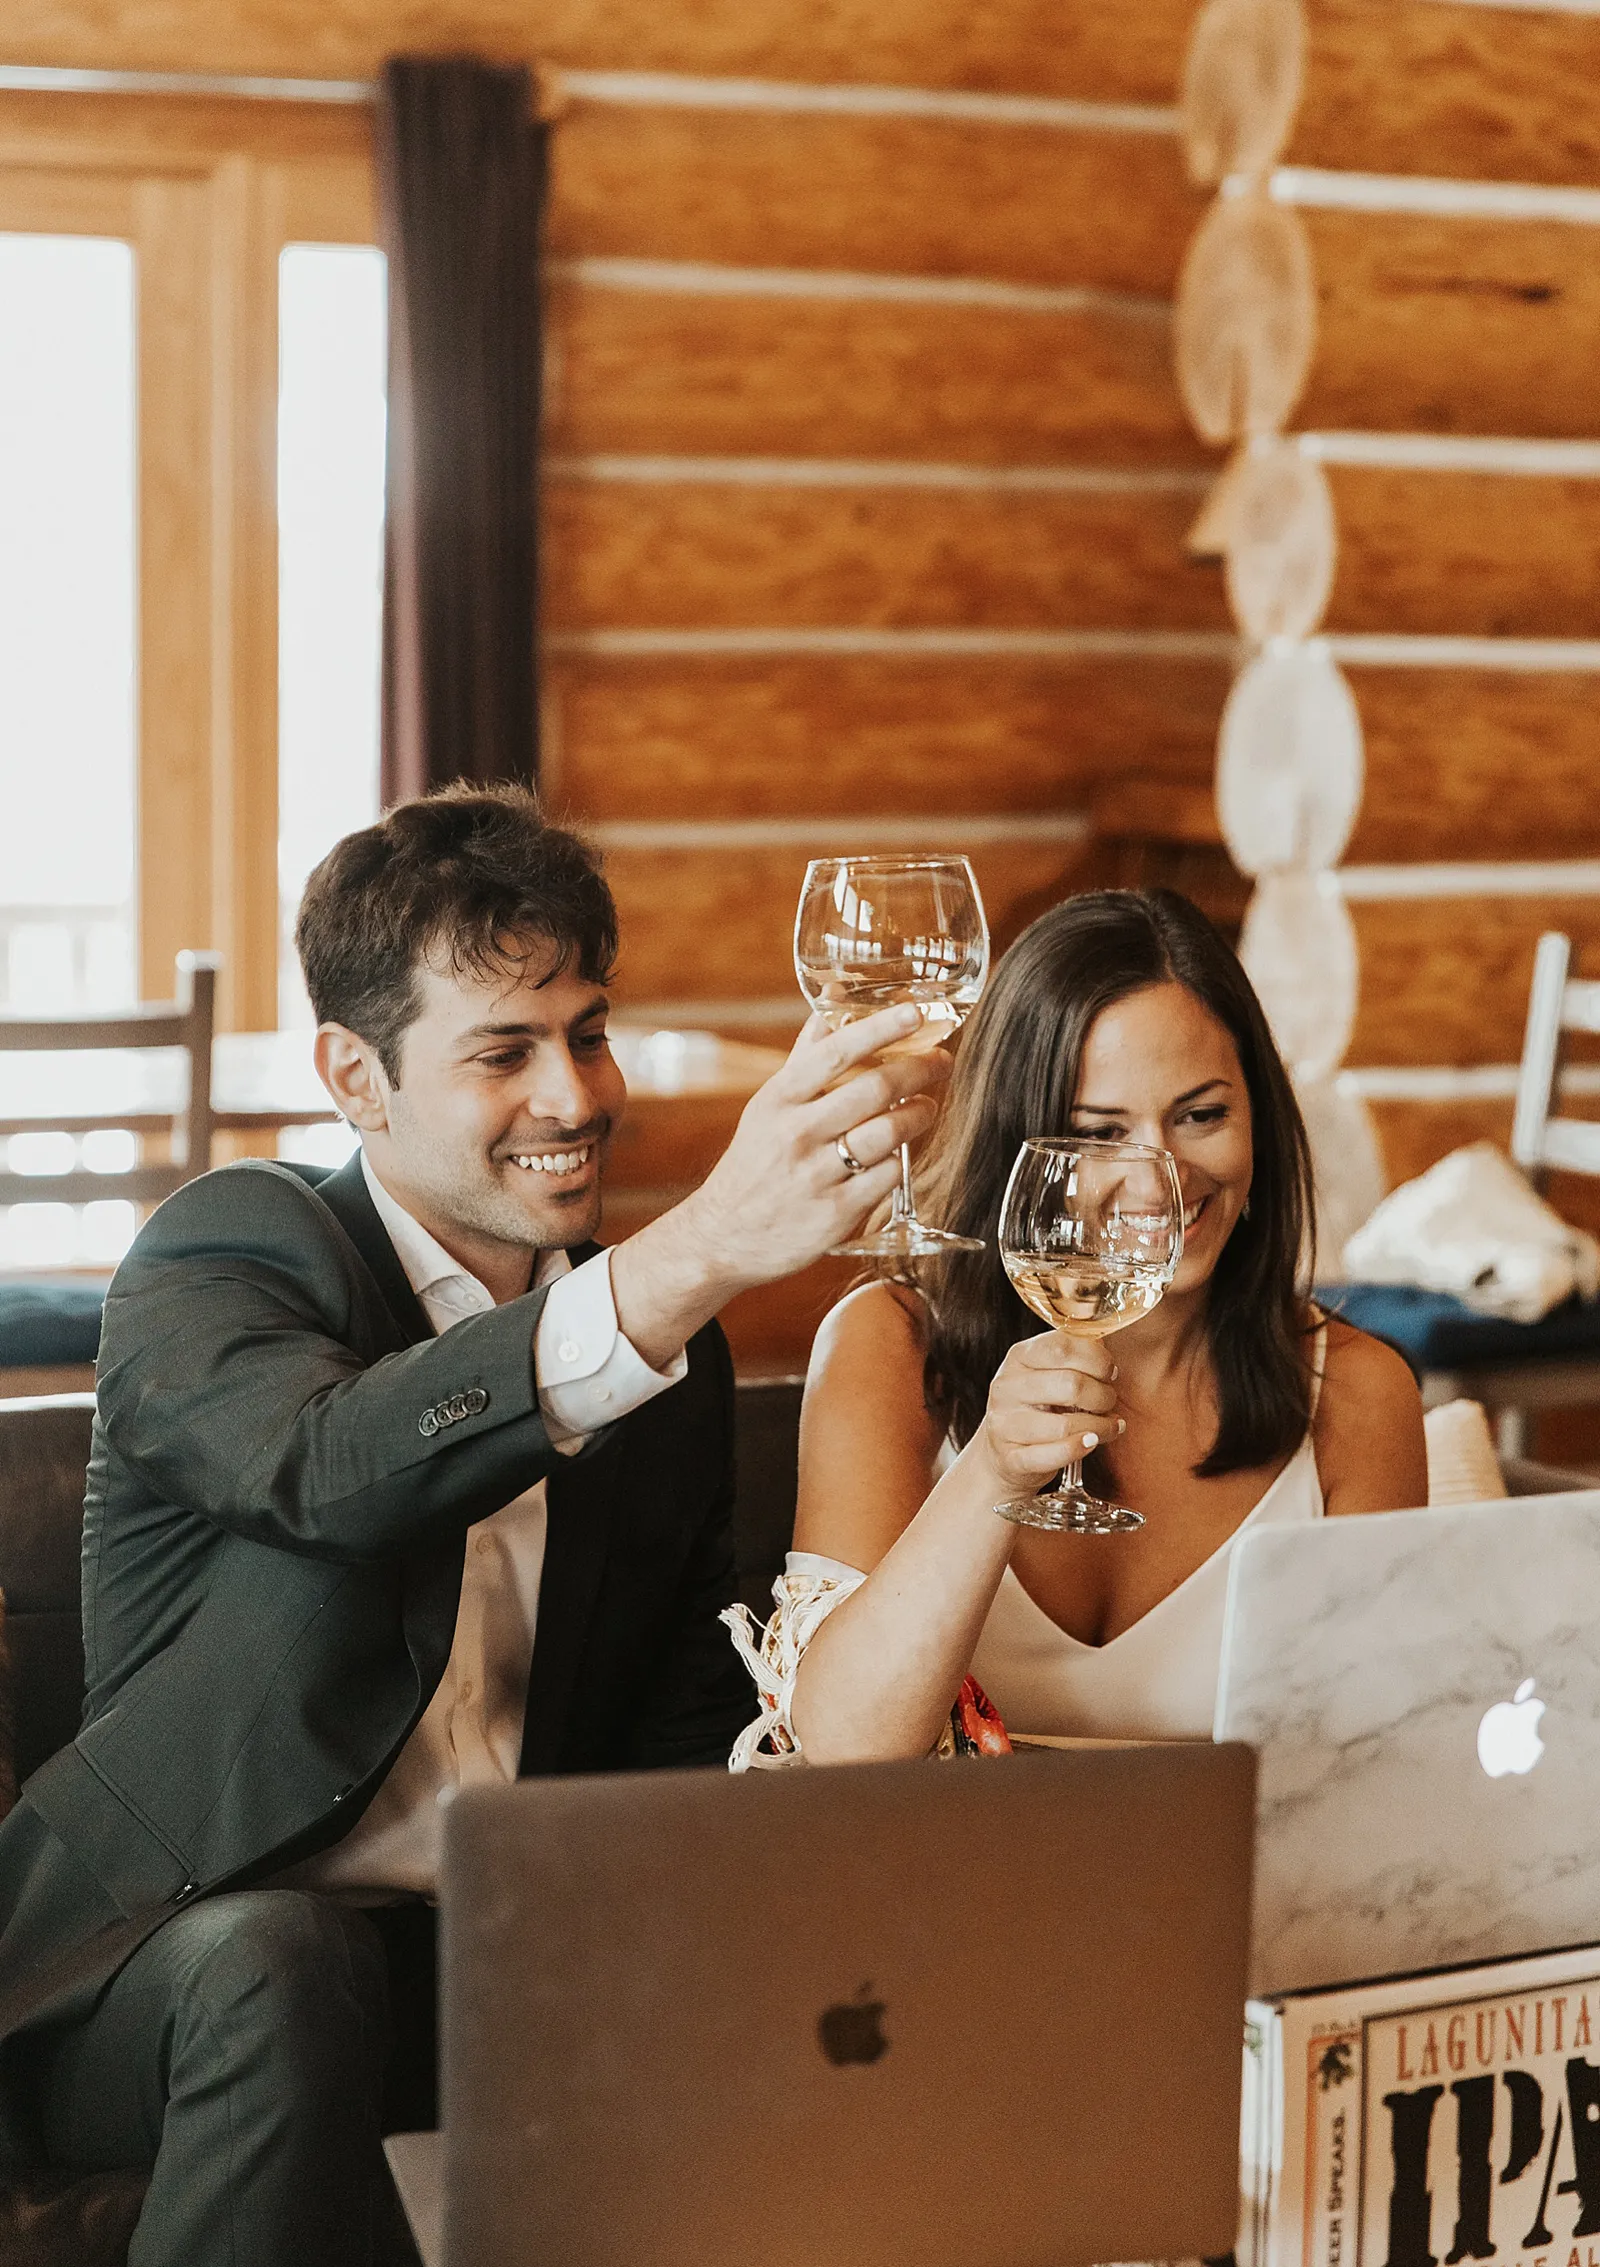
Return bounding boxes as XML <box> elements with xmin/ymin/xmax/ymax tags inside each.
<box><xmin>534</xmin><ymin>1249</ymin><xmax>687</xmax><ymax>1453</ymax></box>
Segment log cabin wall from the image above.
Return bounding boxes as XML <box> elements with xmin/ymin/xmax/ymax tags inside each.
<box><xmin>7</xmin><ymin>0</ymin><xmax>1599</xmax><ymax>1390</ymax></box>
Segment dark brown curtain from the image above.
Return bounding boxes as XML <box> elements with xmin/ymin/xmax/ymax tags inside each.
<box><xmin>376</xmin><ymin>56</ymin><xmax>548</xmax><ymax>802</ymax></box>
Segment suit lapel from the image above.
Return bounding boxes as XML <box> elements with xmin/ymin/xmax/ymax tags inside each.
<box><xmin>311</xmin><ymin>1152</ymin><xmax>435</xmax><ymax>1347</ymax></box>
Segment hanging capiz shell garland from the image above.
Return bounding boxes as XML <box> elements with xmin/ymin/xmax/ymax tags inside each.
<box><xmin>1175</xmin><ymin>0</ymin><xmax>1384</xmax><ymax>1270</ymax></box>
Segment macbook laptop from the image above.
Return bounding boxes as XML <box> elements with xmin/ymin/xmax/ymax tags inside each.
<box><xmin>434</xmin><ymin>1744</ymin><xmax>1256</xmax><ymax>2267</ymax></box>
<box><xmin>1216</xmin><ymin>1488</ymin><xmax>1600</xmax><ymax>1999</ymax></box>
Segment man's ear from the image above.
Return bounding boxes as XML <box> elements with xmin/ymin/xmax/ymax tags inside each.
<box><xmin>314</xmin><ymin>1024</ymin><xmax>391</xmax><ymax>1134</ymax></box>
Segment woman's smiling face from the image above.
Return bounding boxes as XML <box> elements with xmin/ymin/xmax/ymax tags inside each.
<box><xmin>1065</xmin><ymin>979</ymin><xmax>1255</xmax><ymax>1295</ymax></box>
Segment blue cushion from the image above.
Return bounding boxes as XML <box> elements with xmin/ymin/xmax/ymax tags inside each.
<box><xmin>0</xmin><ymin>1279</ymin><xmax>109</xmax><ymax>1368</ymax></box>
<box><xmin>1320</xmin><ymin>1282</ymin><xmax>1600</xmax><ymax>1370</ymax></box>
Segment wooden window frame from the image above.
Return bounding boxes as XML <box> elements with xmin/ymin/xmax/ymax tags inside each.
<box><xmin>0</xmin><ymin>92</ymin><xmax>376</xmax><ymax>1031</ymax></box>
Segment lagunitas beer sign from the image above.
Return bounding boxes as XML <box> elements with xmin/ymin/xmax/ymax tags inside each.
<box><xmin>1248</xmin><ymin>1947</ymin><xmax>1600</xmax><ymax>2267</ymax></box>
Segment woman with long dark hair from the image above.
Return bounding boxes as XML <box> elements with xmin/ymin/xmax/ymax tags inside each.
<box><xmin>727</xmin><ymin>888</ymin><xmax>1426</xmax><ymax>1767</ymax></box>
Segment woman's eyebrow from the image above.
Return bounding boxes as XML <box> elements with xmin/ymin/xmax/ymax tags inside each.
<box><xmin>1072</xmin><ymin>1079</ymin><xmax>1233</xmax><ymax>1113</ymax></box>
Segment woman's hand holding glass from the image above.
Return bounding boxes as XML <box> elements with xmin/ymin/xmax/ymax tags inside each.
<box><xmin>979</xmin><ymin>1332</ymin><xmax>1125</xmax><ymax>1502</ymax></box>
<box><xmin>995</xmin><ymin>1137</ymin><xmax>1184</xmax><ymax>1534</ymax></box>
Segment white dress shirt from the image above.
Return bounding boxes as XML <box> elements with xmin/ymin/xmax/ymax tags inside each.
<box><xmin>292</xmin><ymin>1155</ymin><xmax>686</xmax><ymax>1897</ymax></box>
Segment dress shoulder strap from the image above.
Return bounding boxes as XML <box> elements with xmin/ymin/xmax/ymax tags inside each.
<box><xmin>1307</xmin><ymin>1306</ymin><xmax>1330</xmax><ymax>1421</ymax></box>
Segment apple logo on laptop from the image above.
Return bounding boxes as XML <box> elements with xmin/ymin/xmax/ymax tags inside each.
<box><xmin>1476</xmin><ymin>1678</ymin><xmax>1546</xmax><ymax>1779</ymax></box>
<box><xmin>818</xmin><ymin>1986</ymin><xmax>889</xmax><ymax>2067</ymax></box>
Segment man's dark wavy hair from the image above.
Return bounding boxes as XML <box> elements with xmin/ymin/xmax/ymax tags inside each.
<box><xmin>916</xmin><ymin>887</ymin><xmax>1317</xmax><ymax>1478</ymax></box>
<box><xmin>295</xmin><ymin>781</ymin><xmax>617</xmax><ymax>1082</ymax></box>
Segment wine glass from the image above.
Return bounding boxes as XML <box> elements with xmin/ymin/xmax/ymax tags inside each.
<box><xmin>794</xmin><ymin>855</ymin><xmax>989</xmax><ymax>1261</ymax></box>
<box><xmin>995</xmin><ymin>1137</ymin><xmax>1185</xmax><ymax>1534</ymax></box>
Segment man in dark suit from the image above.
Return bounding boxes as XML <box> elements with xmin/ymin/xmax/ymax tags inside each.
<box><xmin>0</xmin><ymin>785</ymin><xmax>946</xmax><ymax>2263</ymax></box>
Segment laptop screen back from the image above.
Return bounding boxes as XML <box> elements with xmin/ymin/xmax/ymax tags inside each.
<box><xmin>439</xmin><ymin>1745</ymin><xmax>1255</xmax><ymax>2267</ymax></box>
<box><xmin>1217</xmin><ymin>1490</ymin><xmax>1600</xmax><ymax>1997</ymax></box>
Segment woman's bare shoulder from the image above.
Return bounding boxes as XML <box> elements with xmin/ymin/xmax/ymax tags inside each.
<box><xmin>1320</xmin><ymin>1313</ymin><xmax>1418</xmax><ymax>1394</ymax></box>
<box><xmin>1315</xmin><ymin>1313</ymin><xmax>1428</xmax><ymax>1514</ymax></box>
<box><xmin>797</xmin><ymin>1281</ymin><xmax>944</xmax><ymax>1564</ymax></box>
<box><xmin>809</xmin><ymin>1278</ymin><xmax>928</xmax><ymax>1381</ymax></box>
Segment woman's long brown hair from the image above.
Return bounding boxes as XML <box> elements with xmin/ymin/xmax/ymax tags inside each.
<box><xmin>915</xmin><ymin>888</ymin><xmax>1317</xmax><ymax>1475</ymax></box>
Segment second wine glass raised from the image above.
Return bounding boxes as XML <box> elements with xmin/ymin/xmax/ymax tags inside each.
<box><xmin>794</xmin><ymin>854</ymin><xmax>989</xmax><ymax>1261</ymax></box>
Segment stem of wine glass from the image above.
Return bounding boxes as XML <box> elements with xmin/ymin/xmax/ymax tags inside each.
<box><xmin>888</xmin><ymin>1142</ymin><xmax>916</xmax><ymax>1226</ymax></box>
<box><xmin>1057</xmin><ymin>1456</ymin><xmax>1082</xmax><ymax>1494</ymax></box>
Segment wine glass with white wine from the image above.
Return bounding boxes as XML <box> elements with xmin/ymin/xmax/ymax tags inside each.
<box><xmin>995</xmin><ymin>1137</ymin><xmax>1185</xmax><ymax>1534</ymax></box>
<box><xmin>794</xmin><ymin>854</ymin><xmax>989</xmax><ymax>1261</ymax></box>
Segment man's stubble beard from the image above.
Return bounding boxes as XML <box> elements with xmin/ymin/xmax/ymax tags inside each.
<box><xmin>450</xmin><ymin>1153</ymin><xmax>604</xmax><ymax>1258</ymax></box>
<box><xmin>392</xmin><ymin>1105</ymin><xmax>607</xmax><ymax>1261</ymax></box>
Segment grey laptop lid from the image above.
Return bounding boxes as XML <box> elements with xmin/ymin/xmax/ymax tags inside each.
<box><xmin>439</xmin><ymin>1746</ymin><xmax>1256</xmax><ymax>2267</ymax></box>
<box><xmin>1216</xmin><ymin>1490</ymin><xmax>1600</xmax><ymax>2000</ymax></box>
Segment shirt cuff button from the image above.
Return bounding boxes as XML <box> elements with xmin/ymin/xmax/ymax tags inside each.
<box><xmin>557</xmin><ymin>1339</ymin><xmax>582</xmax><ymax>1364</ymax></box>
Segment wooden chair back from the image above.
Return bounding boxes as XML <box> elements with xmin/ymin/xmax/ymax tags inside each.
<box><xmin>0</xmin><ymin>951</ymin><xmax>219</xmax><ymax>1209</ymax></box>
<box><xmin>1511</xmin><ymin>932</ymin><xmax>1600</xmax><ymax>1186</ymax></box>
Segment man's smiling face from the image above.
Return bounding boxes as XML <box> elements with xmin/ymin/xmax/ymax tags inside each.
<box><xmin>351</xmin><ymin>940</ymin><xmax>627</xmax><ymax>1294</ymax></box>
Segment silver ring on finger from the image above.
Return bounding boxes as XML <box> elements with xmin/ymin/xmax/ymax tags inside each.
<box><xmin>835</xmin><ymin>1134</ymin><xmax>866</xmax><ymax>1177</ymax></box>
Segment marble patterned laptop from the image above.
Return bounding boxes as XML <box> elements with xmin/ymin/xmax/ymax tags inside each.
<box><xmin>1215</xmin><ymin>1490</ymin><xmax>1600</xmax><ymax>1999</ymax></box>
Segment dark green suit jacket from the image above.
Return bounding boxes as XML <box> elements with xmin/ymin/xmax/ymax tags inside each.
<box><xmin>0</xmin><ymin>1152</ymin><xmax>751</xmax><ymax>2146</ymax></box>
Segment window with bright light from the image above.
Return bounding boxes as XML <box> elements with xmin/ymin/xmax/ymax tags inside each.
<box><xmin>0</xmin><ymin>233</ymin><xmax>136</xmax><ymax>1012</ymax></box>
<box><xmin>0</xmin><ymin>232</ymin><xmax>139</xmax><ymax>1270</ymax></box>
<box><xmin>277</xmin><ymin>242</ymin><xmax>387</xmax><ymax>1033</ymax></box>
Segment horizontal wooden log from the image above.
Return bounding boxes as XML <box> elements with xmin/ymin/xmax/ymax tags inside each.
<box><xmin>551</xmin><ymin>650</ymin><xmax>1600</xmax><ymax>871</ymax></box>
<box><xmin>12</xmin><ymin>1</ymin><xmax>1600</xmax><ymax>189</ymax></box>
<box><xmin>1295</xmin><ymin>0</ymin><xmax>1600</xmax><ymax>189</ymax></box>
<box><xmin>1327</xmin><ymin>466</ymin><xmax>1600</xmax><ymax>640</ymax></box>
<box><xmin>17</xmin><ymin>1</ymin><xmax>1600</xmax><ymax>189</ymax></box>
<box><xmin>1301</xmin><ymin>209</ymin><xmax>1600</xmax><ymax>445</ymax></box>
<box><xmin>1103</xmin><ymin>669</ymin><xmax>1600</xmax><ymax>864</ymax></box>
<box><xmin>548</xmin><ymin>651</ymin><xmax>1228</xmax><ymax>819</ymax></box>
<box><xmin>1350</xmin><ymin>901</ymin><xmax>1600</xmax><ymax>1068</ymax></box>
<box><xmin>551</xmin><ymin>209</ymin><xmax>1600</xmax><ymax>468</ymax></box>
<box><xmin>545</xmin><ymin>476</ymin><xmax>1226</xmax><ymax>633</ymax></box>
<box><xmin>548</xmin><ymin>102</ymin><xmax>1202</xmax><ymax>297</ymax></box>
<box><xmin>1349</xmin><ymin>668</ymin><xmax>1600</xmax><ymax>863</ymax></box>
<box><xmin>550</xmin><ymin>464</ymin><xmax>1600</xmax><ymax>644</ymax></box>
<box><xmin>601</xmin><ymin>854</ymin><xmax>1600</xmax><ymax>1078</ymax></box>
<box><xmin>601</xmin><ymin>836</ymin><xmax>1101</xmax><ymax>1004</ymax></box>
<box><xmin>547</xmin><ymin>280</ymin><xmax>1203</xmax><ymax>470</ymax></box>
<box><xmin>0</xmin><ymin>3</ymin><xmax>1194</xmax><ymax>109</ymax></box>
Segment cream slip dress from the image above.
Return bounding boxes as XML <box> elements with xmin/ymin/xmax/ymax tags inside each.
<box><xmin>725</xmin><ymin>1322</ymin><xmax>1328</xmax><ymax>1767</ymax></box>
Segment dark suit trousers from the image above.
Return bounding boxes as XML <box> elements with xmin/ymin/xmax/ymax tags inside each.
<box><xmin>19</xmin><ymin>1889</ymin><xmax>430</xmax><ymax>2267</ymax></box>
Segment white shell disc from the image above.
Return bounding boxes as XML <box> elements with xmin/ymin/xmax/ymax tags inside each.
<box><xmin>1216</xmin><ymin>642</ymin><xmax>1365</xmax><ymax>876</ymax></box>
<box><xmin>1175</xmin><ymin>188</ymin><xmax>1317</xmax><ymax>445</ymax></box>
<box><xmin>1223</xmin><ymin>439</ymin><xmax>1337</xmax><ymax>642</ymax></box>
<box><xmin>1238</xmin><ymin>869</ymin><xmax>1359</xmax><ymax>1081</ymax></box>
<box><xmin>1180</xmin><ymin>0</ymin><xmax>1307</xmax><ymax>186</ymax></box>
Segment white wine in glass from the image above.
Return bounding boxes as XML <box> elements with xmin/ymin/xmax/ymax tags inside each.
<box><xmin>794</xmin><ymin>855</ymin><xmax>989</xmax><ymax>1261</ymax></box>
<box><xmin>996</xmin><ymin>1137</ymin><xmax>1185</xmax><ymax>1534</ymax></box>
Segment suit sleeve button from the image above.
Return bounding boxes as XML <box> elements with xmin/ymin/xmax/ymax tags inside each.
<box><xmin>418</xmin><ymin>1409</ymin><xmax>440</xmax><ymax>1438</ymax></box>
<box><xmin>464</xmin><ymin>1388</ymin><xmax>489</xmax><ymax>1415</ymax></box>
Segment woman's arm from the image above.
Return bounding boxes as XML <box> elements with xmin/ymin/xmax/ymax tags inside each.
<box><xmin>1315</xmin><ymin>1319</ymin><xmax>1430</xmax><ymax>1517</ymax></box>
<box><xmin>789</xmin><ymin>1285</ymin><xmax>1118</xmax><ymax>1762</ymax></box>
